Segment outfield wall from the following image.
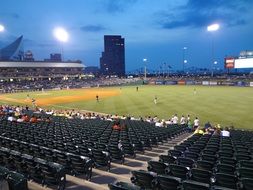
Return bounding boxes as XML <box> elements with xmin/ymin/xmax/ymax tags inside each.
<box><xmin>149</xmin><ymin>80</ymin><xmax>253</xmax><ymax>87</ymax></box>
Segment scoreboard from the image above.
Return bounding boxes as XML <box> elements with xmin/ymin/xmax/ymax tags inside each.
<box><xmin>225</xmin><ymin>57</ymin><xmax>253</xmax><ymax>69</ymax></box>
<box><xmin>224</xmin><ymin>57</ymin><xmax>235</xmax><ymax>68</ymax></box>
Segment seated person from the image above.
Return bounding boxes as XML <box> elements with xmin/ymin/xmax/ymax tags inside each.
<box><xmin>112</xmin><ymin>120</ymin><xmax>121</xmax><ymax>130</ymax></box>
<box><xmin>221</xmin><ymin>127</ymin><xmax>230</xmax><ymax>137</ymax></box>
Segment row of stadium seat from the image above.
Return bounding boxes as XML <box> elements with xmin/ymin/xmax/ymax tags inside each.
<box><xmin>0</xmin><ymin>113</ymin><xmax>187</xmax><ymax>189</ymax></box>
<box><xmin>109</xmin><ymin>131</ymin><xmax>253</xmax><ymax>190</ymax></box>
<box><xmin>0</xmin><ymin>166</ymin><xmax>28</xmax><ymax>190</ymax></box>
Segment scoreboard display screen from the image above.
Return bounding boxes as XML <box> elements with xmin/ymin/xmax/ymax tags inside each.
<box><xmin>225</xmin><ymin>58</ymin><xmax>235</xmax><ymax>68</ymax></box>
<box><xmin>234</xmin><ymin>58</ymin><xmax>253</xmax><ymax>68</ymax></box>
<box><xmin>225</xmin><ymin>57</ymin><xmax>253</xmax><ymax>69</ymax></box>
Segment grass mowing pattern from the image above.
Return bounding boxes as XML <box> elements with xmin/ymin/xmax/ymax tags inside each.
<box><xmin>0</xmin><ymin>85</ymin><xmax>252</xmax><ymax>129</ymax></box>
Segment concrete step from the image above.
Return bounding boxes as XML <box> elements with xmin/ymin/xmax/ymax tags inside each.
<box><xmin>66</xmin><ymin>175</ymin><xmax>109</xmax><ymax>190</ymax></box>
<box><xmin>90</xmin><ymin>168</ymin><xmax>131</xmax><ymax>188</ymax></box>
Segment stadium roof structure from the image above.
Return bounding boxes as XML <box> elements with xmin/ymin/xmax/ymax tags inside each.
<box><xmin>0</xmin><ymin>61</ymin><xmax>84</xmax><ymax>68</ymax></box>
<box><xmin>0</xmin><ymin>35</ymin><xmax>23</xmax><ymax>61</ymax></box>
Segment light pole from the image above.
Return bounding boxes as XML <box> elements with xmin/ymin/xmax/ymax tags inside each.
<box><xmin>53</xmin><ymin>27</ymin><xmax>69</xmax><ymax>61</ymax></box>
<box><xmin>207</xmin><ymin>24</ymin><xmax>219</xmax><ymax>77</ymax></box>
<box><xmin>0</xmin><ymin>24</ymin><xmax>5</xmax><ymax>61</ymax></box>
<box><xmin>182</xmin><ymin>47</ymin><xmax>187</xmax><ymax>73</ymax></box>
<box><xmin>143</xmin><ymin>58</ymin><xmax>147</xmax><ymax>80</ymax></box>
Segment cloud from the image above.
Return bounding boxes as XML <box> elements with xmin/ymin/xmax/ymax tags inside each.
<box><xmin>156</xmin><ymin>0</ymin><xmax>253</xmax><ymax>29</ymax></box>
<box><xmin>103</xmin><ymin>0</ymin><xmax>138</xmax><ymax>14</ymax></box>
<box><xmin>80</xmin><ymin>25</ymin><xmax>107</xmax><ymax>32</ymax></box>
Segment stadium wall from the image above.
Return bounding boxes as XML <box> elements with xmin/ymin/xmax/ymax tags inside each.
<box><xmin>149</xmin><ymin>80</ymin><xmax>253</xmax><ymax>87</ymax></box>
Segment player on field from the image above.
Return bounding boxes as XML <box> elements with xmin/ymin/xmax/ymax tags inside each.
<box><xmin>31</xmin><ymin>98</ymin><xmax>37</xmax><ymax>108</ymax></box>
<box><xmin>154</xmin><ymin>96</ymin><xmax>157</xmax><ymax>104</ymax></box>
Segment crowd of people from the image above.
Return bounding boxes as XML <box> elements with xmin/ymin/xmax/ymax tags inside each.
<box><xmin>0</xmin><ymin>77</ymin><xmax>141</xmax><ymax>93</ymax></box>
<box><xmin>1</xmin><ymin>72</ymin><xmax>252</xmax><ymax>94</ymax></box>
<box><xmin>0</xmin><ymin>104</ymin><xmax>234</xmax><ymax>138</ymax></box>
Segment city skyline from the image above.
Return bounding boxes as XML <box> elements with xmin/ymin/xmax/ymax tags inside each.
<box><xmin>0</xmin><ymin>0</ymin><xmax>253</xmax><ymax>72</ymax></box>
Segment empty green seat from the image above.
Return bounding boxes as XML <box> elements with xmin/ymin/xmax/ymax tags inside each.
<box><xmin>241</xmin><ymin>178</ymin><xmax>253</xmax><ymax>190</ymax></box>
<box><xmin>183</xmin><ymin>180</ymin><xmax>210</xmax><ymax>190</ymax></box>
<box><xmin>190</xmin><ymin>168</ymin><xmax>212</xmax><ymax>184</ymax></box>
<box><xmin>6</xmin><ymin>171</ymin><xmax>28</xmax><ymax>190</ymax></box>
<box><xmin>157</xmin><ymin>175</ymin><xmax>181</xmax><ymax>190</ymax></box>
<box><xmin>108</xmin><ymin>181</ymin><xmax>141</xmax><ymax>190</ymax></box>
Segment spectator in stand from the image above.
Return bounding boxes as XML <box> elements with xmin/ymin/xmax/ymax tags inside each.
<box><xmin>7</xmin><ymin>113</ymin><xmax>16</xmax><ymax>122</ymax></box>
<box><xmin>0</xmin><ymin>108</ymin><xmax>5</xmax><ymax>115</ymax></box>
<box><xmin>45</xmin><ymin>117</ymin><xmax>51</xmax><ymax>122</ymax></box>
<box><xmin>193</xmin><ymin>117</ymin><xmax>200</xmax><ymax>130</ymax></box>
<box><xmin>194</xmin><ymin>127</ymin><xmax>204</xmax><ymax>135</ymax></box>
<box><xmin>30</xmin><ymin>115</ymin><xmax>38</xmax><ymax>123</ymax></box>
<box><xmin>187</xmin><ymin>114</ymin><xmax>191</xmax><ymax>124</ymax></box>
<box><xmin>22</xmin><ymin>114</ymin><xmax>30</xmax><ymax>122</ymax></box>
<box><xmin>118</xmin><ymin>140</ymin><xmax>123</xmax><ymax>151</ymax></box>
<box><xmin>161</xmin><ymin>120</ymin><xmax>167</xmax><ymax>127</ymax></box>
<box><xmin>187</xmin><ymin>120</ymin><xmax>192</xmax><ymax>132</ymax></box>
<box><xmin>213</xmin><ymin>127</ymin><xmax>221</xmax><ymax>136</ymax></box>
<box><xmin>204</xmin><ymin>121</ymin><xmax>212</xmax><ymax>130</ymax></box>
<box><xmin>165</xmin><ymin>119</ymin><xmax>172</xmax><ymax>125</ymax></box>
<box><xmin>155</xmin><ymin>120</ymin><xmax>162</xmax><ymax>127</ymax></box>
<box><xmin>112</xmin><ymin>120</ymin><xmax>121</xmax><ymax>131</ymax></box>
<box><xmin>172</xmin><ymin>114</ymin><xmax>178</xmax><ymax>124</ymax></box>
<box><xmin>221</xmin><ymin>127</ymin><xmax>230</xmax><ymax>137</ymax></box>
<box><xmin>180</xmin><ymin>115</ymin><xmax>186</xmax><ymax>125</ymax></box>
<box><xmin>17</xmin><ymin>115</ymin><xmax>24</xmax><ymax>122</ymax></box>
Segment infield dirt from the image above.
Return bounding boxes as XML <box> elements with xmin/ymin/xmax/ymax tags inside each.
<box><xmin>0</xmin><ymin>89</ymin><xmax>121</xmax><ymax>106</ymax></box>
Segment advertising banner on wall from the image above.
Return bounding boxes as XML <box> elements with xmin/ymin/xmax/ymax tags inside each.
<box><xmin>209</xmin><ymin>81</ymin><xmax>218</xmax><ymax>86</ymax></box>
<box><xmin>237</xmin><ymin>81</ymin><xmax>246</xmax><ymax>86</ymax></box>
<box><xmin>186</xmin><ymin>81</ymin><xmax>195</xmax><ymax>85</ymax></box>
<box><xmin>148</xmin><ymin>81</ymin><xmax>156</xmax><ymax>85</ymax></box>
<box><xmin>250</xmin><ymin>82</ymin><xmax>253</xmax><ymax>87</ymax></box>
<box><xmin>178</xmin><ymin>80</ymin><xmax>186</xmax><ymax>85</ymax></box>
<box><xmin>165</xmin><ymin>81</ymin><xmax>177</xmax><ymax>85</ymax></box>
<box><xmin>202</xmin><ymin>81</ymin><xmax>209</xmax><ymax>86</ymax></box>
<box><xmin>221</xmin><ymin>81</ymin><xmax>236</xmax><ymax>86</ymax></box>
<box><xmin>155</xmin><ymin>81</ymin><xmax>164</xmax><ymax>85</ymax></box>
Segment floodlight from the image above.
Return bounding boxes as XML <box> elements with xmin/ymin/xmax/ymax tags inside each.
<box><xmin>53</xmin><ymin>27</ymin><xmax>69</xmax><ymax>42</ymax></box>
<box><xmin>207</xmin><ymin>24</ymin><xmax>220</xmax><ymax>32</ymax></box>
<box><xmin>0</xmin><ymin>24</ymin><xmax>5</xmax><ymax>32</ymax></box>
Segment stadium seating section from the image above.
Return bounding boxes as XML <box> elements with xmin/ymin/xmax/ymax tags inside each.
<box><xmin>0</xmin><ymin>112</ymin><xmax>186</xmax><ymax>189</ymax></box>
<box><xmin>109</xmin><ymin>130</ymin><xmax>253</xmax><ymax>190</ymax></box>
<box><xmin>0</xmin><ymin>110</ymin><xmax>253</xmax><ymax>189</ymax></box>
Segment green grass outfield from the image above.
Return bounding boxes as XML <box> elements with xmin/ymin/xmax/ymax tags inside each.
<box><xmin>0</xmin><ymin>85</ymin><xmax>252</xmax><ymax>130</ymax></box>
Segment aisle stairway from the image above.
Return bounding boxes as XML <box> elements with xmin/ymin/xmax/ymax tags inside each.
<box><xmin>28</xmin><ymin>132</ymin><xmax>192</xmax><ymax>190</ymax></box>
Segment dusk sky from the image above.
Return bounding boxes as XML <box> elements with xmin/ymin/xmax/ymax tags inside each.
<box><xmin>0</xmin><ymin>0</ymin><xmax>253</xmax><ymax>73</ymax></box>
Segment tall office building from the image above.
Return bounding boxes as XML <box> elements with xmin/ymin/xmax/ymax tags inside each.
<box><xmin>100</xmin><ymin>35</ymin><xmax>125</xmax><ymax>76</ymax></box>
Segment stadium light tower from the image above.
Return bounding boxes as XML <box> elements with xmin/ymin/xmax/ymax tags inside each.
<box><xmin>53</xmin><ymin>27</ymin><xmax>69</xmax><ymax>61</ymax></box>
<box><xmin>0</xmin><ymin>24</ymin><xmax>5</xmax><ymax>61</ymax></box>
<box><xmin>143</xmin><ymin>58</ymin><xmax>147</xmax><ymax>80</ymax></box>
<box><xmin>207</xmin><ymin>23</ymin><xmax>220</xmax><ymax>77</ymax></box>
<box><xmin>182</xmin><ymin>47</ymin><xmax>187</xmax><ymax>73</ymax></box>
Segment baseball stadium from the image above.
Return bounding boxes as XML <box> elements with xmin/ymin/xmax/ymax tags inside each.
<box><xmin>1</xmin><ymin>3</ymin><xmax>253</xmax><ymax>190</ymax></box>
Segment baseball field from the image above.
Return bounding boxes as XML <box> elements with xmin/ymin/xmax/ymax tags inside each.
<box><xmin>0</xmin><ymin>85</ymin><xmax>252</xmax><ymax>130</ymax></box>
